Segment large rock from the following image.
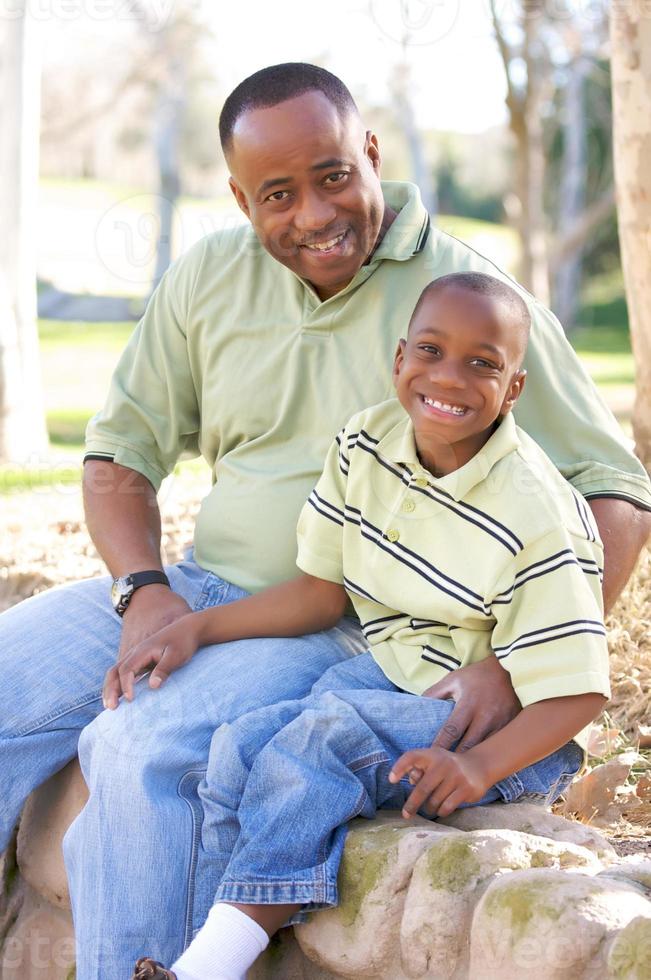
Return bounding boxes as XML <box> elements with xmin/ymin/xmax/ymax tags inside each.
<box><xmin>598</xmin><ymin>857</ymin><xmax>651</xmax><ymax>893</ymax></box>
<box><xmin>400</xmin><ymin>829</ymin><xmax>601</xmax><ymax>979</ymax></box>
<box><xmin>469</xmin><ymin>868</ymin><xmax>651</xmax><ymax>980</ymax></box>
<box><xmin>295</xmin><ymin>814</ymin><xmax>462</xmax><ymax>978</ymax></box>
<box><xmin>606</xmin><ymin>916</ymin><xmax>651</xmax><ymax>979</ymax></box>
<box><xmin>1</xmin><ymin>882</ymin><xmax>75</xmax><ymax>980</ymax></box>
<box><xmin>16</xmin><ymin>760</ymin><xmax>88</xmax><ymax>910</ymax></box>
<box><xmin>438</xmin><ymin>801</ymin><xmax>617</xmax><ymax>862</ymax></box>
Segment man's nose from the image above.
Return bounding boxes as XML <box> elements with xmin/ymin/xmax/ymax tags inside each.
<box><xmin>293</xmin><ymin>190</ymin><xmax>337</xmax><ymax>234</ymax></box>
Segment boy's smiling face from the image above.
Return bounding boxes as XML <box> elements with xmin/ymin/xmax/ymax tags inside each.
<box><xmin>392</xmin><ymin>284</ymin><xmax>528</xmax><ymax>477</ymax></box>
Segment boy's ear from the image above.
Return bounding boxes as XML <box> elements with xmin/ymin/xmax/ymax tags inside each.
<box><xmin>500</xmin><ymin>369</ymin><xmax>527</xmax><ymax>416</ymax></box>
<box><xmin>229</xmin><ymin>177</ymin><xmax>250</xmax><ymax>219</ymax></box>
<box><xmin>392</xmin><ymin>339</ymin><xmax>406</xmax><ymax>385</ymax></box>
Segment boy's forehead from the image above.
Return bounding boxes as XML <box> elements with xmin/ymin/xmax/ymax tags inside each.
<box><xmin>409</xmin><ymin>285</ymin><xmax>526</xmax><ymax>355</ymax></box>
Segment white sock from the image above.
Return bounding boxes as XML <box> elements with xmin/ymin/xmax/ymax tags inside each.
<box><xmin>172</xmin><ymin>903</ymin><xmax>269</xmax><ymax>980</ymax></box>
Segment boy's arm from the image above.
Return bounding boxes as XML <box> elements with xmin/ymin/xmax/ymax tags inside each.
<box><xmin>102</xmin><ymin>573</ymin><xmax>347</xmax><ymax>707</ymax></box>
<box><xmin>391</xmin><ymin>691</ymin><xmax>606</xmax><ymax>819</ymax></box>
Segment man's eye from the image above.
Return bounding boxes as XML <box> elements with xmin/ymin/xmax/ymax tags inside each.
<box><xmin>324</xmin><ymin>172</ymin><xmax>348</xmax><ymax>185</ymax></box>
<box><xmin>266</xmin><ymin>190</ymin><xmax>289</xmax><ymax>202</ymax></box>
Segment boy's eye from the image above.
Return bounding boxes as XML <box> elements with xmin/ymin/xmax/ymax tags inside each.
<box><xmin>418</xmin><ymin>344</ymin><xmax>441</xmax><ymax>355</ymax></box>
<box><xmin>470</xmin><ymin>358</ymin><xmax>499</xmax><ymax>369</ymax></box>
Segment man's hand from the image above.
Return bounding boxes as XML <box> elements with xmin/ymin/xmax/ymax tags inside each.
<box><xmin>389</xmin><ymin>745</ymin><xmax>489</xmax><ymax>819</ymax></box>
<box><xmin>423</xmin><ymin>656</ymin><xmax>521</xmax><ymax>753</ymax></box>
<box><xmin>103</xmin><ymin>586</ymin><xmax>193</xmax><ymax>709</ymax></box>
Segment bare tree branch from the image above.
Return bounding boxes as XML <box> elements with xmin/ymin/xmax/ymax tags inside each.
<box><xmin>551</xmin><ymin>187</ymin><xmax>616</xmax><ymax>268</ymax></box>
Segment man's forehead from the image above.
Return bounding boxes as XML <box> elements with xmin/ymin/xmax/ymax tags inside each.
<box><xmin>229</xmin><ymin>91</ymin><xmax>362</xmax><ymax>166</ymax></box>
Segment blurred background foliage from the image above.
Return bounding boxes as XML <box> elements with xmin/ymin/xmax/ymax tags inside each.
<box><xmin>0</xmin><ymin>0</ymin><xmax>637</xmax><ymax>486</ymax></box>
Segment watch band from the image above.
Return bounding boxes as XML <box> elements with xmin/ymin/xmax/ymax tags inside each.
<box><xmin>112</xmin><ymin>570</ymin><xmax>170</xmax><ymax>617</ymax></box>
<box><xmin>129</xmin><ymin>570</ymin><xmax>170</xmax><ymax>591</ymax></box>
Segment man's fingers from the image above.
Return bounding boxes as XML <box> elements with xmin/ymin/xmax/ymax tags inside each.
<box><xmin>454</xmin><ymin>717</ymin><xmax>495</xmax><ymax>753</ymax></box>
<box><xmin>422</xmin><ymin>678</ymin><xmax>454</xmax><ymax>700</ymax></box>
<box><xmin>102</xmin><ymin>665</ymin><xmax>122</xmax><ymax>710</ymax></box>
<box><xmin>149</xmin><ymin>646</ymin><xmax>173</xmax><ymax>688</ymax></box>
<box><xmin>431</xmin><ymin>706</ymin><xmax>473</xmax><ymax>751</ymax></box>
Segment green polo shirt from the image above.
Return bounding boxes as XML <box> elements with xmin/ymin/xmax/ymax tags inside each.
<box><xmin>85</xmin><ymin>181</ymin><xmax>651</xmax><ymax>594</ymax></box>
<box><xmin>296</xmin><ymin>400</ymin><xmax>610</xmax><ymax>745</ymax></box>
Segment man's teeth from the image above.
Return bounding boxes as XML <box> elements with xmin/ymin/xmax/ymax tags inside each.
<box><xmin>304</xmin><ymin>232</ymin><xmax>346</xmax><ymax>251</ymax></box>
<box><xmin>423</xmin><ymin>397</ymin><xmax>467</xmax><ymax>416</ymax></box>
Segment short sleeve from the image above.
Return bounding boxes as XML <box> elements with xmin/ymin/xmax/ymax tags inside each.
<box><xmin>296</xmin><ymin>424</ymin><xmax>351</xmax><ymax>584</ymax></box>
<box><xmin>516</xmin><ymin>299</ymin><xmax>651</xmax><ymax>510</ymax></box>
<box><xmin>488</xmin><ymin>526</ymin><xmax>611</xmax><ymax>707</ymax></box>
<box><xmin>84</xmin><ymin>260</ymin><xmax>201</xmax><ymax>491</ymax></box>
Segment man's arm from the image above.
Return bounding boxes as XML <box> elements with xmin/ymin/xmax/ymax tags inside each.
<box><xmin>83</xmin><ymin>459</ymin><xmax>193</xmax><ymax>661</ymax></box>
<box><xmin>588</xmin><ymin>497</ymin><xmax>651</xmax><ymax>613</ymax></box>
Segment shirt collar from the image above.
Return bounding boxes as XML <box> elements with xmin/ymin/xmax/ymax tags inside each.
<box><xmin>377</xmin><ymin>408</ymin><xmax>521</xmax><ymax>501</ymax></box>
<box><xmin>369</xmin><ymin>181</ymin><xmax>431</xmax><ymax>264</ymax></box>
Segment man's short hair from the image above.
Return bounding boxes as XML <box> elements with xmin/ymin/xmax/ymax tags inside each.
<box><xmin>413</xmin><ymin>272</ymin><xmax>532</xmax><ymax>338</ymax></box>
<box><xmin>219</xmin><ymin>63</ymin><xmax>359</xmax><ymax>155</ymax></box>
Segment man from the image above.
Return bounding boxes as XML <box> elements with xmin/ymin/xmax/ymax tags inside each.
<box><xmin>1</xmin><ymin>64</ymin><xmax>649</xmax><ymax>978</ymax></box>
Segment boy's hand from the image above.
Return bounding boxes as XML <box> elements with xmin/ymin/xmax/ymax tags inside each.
<box><xmin>388</xmin><ymin>745</ymin><xmax>489</xmax><ymax>819</ymax></box>
<box><xmin>103</xmin><ymin>612</ymin><xmax>207</xmax><ymax>708</ymax></box>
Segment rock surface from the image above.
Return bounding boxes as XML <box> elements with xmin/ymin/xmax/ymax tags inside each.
<box><xmin>3</xmin><ymin>772</ymin><xmax>651</xmax><ymax>980</ymax></box>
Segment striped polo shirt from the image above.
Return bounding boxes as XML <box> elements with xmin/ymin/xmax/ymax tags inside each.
<box><xmin>296</xmin><ymin>399</ymin><xmax>611</xmax><ymax>728</ymax></box>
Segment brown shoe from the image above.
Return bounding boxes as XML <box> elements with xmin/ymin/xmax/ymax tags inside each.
<box><xmin>131</xmin><ymin>957</ymin><xmax>177</xmax><ymax>979</ymax></box>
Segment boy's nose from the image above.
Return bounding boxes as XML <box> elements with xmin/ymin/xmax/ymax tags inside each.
<box><xmin>429</xmin><ymin>363</ymin><xmax>466</xmax><ymax>389</ymax></box>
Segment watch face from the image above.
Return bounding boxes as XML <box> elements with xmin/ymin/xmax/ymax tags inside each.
<box><xmin>111</xmin><ymin>576</ymin><xmax>133</xmax><ymax>609</ymax></box>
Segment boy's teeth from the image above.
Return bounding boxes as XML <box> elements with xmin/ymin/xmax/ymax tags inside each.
<box><xmin>423</xmin><ymin>397</ymin><xmax>466</xmax><ymax>416</ymax></box>
<box><xmin>305</xmin><ymin>232</ymin><xmax>345</xmax><ymax>251</ymax></box>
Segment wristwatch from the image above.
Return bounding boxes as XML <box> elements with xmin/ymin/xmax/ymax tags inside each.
<box><xmin>111</xmin><ymin>570</ymin><xmax>170</xmax><ymax>617</ymax></box>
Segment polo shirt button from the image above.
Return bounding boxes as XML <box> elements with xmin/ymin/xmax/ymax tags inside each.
<box><xmin>386</xmin><ymin>528</ymin><xmax>400</xmax><ymax>543</ymax></box>
<box><xmin>401</xmin><ymin>498</ymin><xmax>415</xmax><ymax>513</ymax></box>
<box><xmin>414</xmin><ymin>477</ymin><xmax>429</xmax><ymax>489</ymax></box>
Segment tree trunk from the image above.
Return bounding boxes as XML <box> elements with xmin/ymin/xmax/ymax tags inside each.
<box><xmin>519</xmin><ymin>5</ymin><xmax>550</xmax><ymax>305</ymax></box>
<box><xmin>151</xmin><ymin>52</ymin><xmax>185</xmax><ymax>290</ymax></box>
<box><xmin>392</xmin><ymin>60</ymin><xmax>437</xmax><ymax>216</ymax></box>
<box><xmin>0</xmin><ymin>8</ymin><xmax>48</xmax><ymax>464</ymax></box>
<box><xmin>610</xmin><ymin>5</ymin><xmax>651</xmax><ymax>470</ymax></box>
<box><xmin>554</xmin><ymin>56</ymin><xmax>587</xmax><ymax>331</ymax></box>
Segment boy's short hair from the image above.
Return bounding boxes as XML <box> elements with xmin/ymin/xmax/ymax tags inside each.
<box><xmin>411</xmin><ymin>272</ymin><xmax>532</xmax><ymax>347</ymax></box>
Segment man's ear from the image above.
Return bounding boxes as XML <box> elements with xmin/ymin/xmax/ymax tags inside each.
<box><xmin>365</xmin><ymin>130</ymin><xmax>381</xmax><ymax>176</ymax></box>
<box><xmin>392</xmin><ymin>338</ymin><xmax>406</xmax><ymax>386</ymax></box>
<box><xmin>229</xmin><ymin>177</ymin><xmax>250</xmax><ymax>219</ymax></box>
<box><xmin>500</xmin><ymin>369</ymin><xmax>527</xmax><ymax>416</ymax></box>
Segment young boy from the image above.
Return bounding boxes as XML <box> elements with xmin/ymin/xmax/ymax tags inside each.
<box><xmin>127</xmin><ymin>273</ymin><xmax>610</xmax><ymax>980</ymax></box>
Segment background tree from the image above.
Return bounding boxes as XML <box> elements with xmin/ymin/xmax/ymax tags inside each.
<box><xmin>0</xmin><ymin>6</ymin><xmax>48</xmax><ymax>463</ymax></box>
<box><xmin>610</xmin><ymin>3</ymin><xmax>651</xmax><ymax>470</ymax></box>
<box><xmin>490</xmin><ymin>0</ymin><xmax>615</xmax><ymax>326</ymax></box>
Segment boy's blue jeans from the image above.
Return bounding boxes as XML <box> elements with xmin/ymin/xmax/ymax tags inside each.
<box><xmin>200</xmin><ymin>653</ymin><xmax>584</xmax><ymax>920</ymax></box>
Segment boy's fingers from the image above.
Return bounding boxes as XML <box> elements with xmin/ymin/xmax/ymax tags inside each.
<box><xmin>402</xmin><ymin>770</ymin><xmax>446</xmax><ymax>819</ymax></box>
<box><xmin>389</xmin><ymin>750</ymin><xmax>429</xmax><ymax>783</ymax></box>
<box><xmin>436</xmin><ymin>788</ymin><xmax>466</xmax><ymax>819</ymax></box>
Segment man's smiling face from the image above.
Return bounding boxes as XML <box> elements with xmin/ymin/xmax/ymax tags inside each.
<box><xmin>393</xmin><ymin>285</ymin><xmax>527</xmax><ymax>476</ymax></box>
<box><xmin>226</xmin><ymin>91</ymin><xmax>388</xmax><ymax>300</ymax></box>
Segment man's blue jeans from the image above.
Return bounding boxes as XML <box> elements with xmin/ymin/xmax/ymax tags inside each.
<box><xmin>198</xmin><ymin>653</ymin><xmax>584</xmax><ymax>919</ymax></box>
<box><xmin>0</xmin><ymin>558</ymin><xmax>362</xmax><ymax>978</ymax></box>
